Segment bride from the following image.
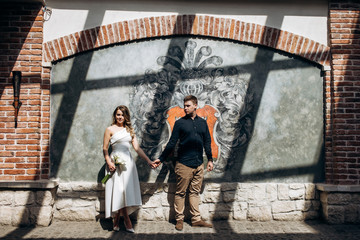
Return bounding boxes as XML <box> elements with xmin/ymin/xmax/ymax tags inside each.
<box><xmin>102</xmin><ymin>105</ymin><xmax>155</xmax><ymax>232</ymax></box>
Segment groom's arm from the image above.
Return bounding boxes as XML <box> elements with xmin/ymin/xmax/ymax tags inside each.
<box><xmin>158</xmin><ymin>120</ymin><xmax>181</xmax><ymax>162</ymax></box>
<box><xmin>203</xmin><ymin>122</ymin><xmax>213</xmax><ymax>162</ymax></box>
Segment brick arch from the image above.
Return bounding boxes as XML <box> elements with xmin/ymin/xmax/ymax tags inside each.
<box><xmin>43</xmin><ymin>14</ymin><xmax>330</xmax><ymax>67</ymax></box>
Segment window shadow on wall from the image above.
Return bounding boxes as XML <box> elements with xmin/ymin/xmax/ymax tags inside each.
<box><xmin>3</xmin><ymin>6</ymin><xmax>331</xmax><ymax>240</ymax></box>
<box><xmin>48</xmin><ymin>16</ymin><xmax>325</xmax><ymax>235</ymax></box>
<box><xmin>0</xmin><ymin>3</ymin><xmax>44</xmax><ymax>125</ymax></box>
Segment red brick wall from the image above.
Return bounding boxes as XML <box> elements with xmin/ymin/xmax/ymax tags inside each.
<box><xmin>0</xmin><ymin>2</ymin><xmax>50</xmax><ymax>180</ymax></box>
<box><xmin>42</xmin><ymin>15</ymin><xmax>330</xmax><ymax>66</ymax></box>
<box><xmin>327</xmin><ymin>0</ymin><xmax>360</xmax><ymax>184</ymax></box>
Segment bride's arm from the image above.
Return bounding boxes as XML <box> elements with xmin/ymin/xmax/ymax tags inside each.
<box><xmin>131</xmin><ymin>135</ymin><xmax>155</xmax><ymax>168</ymax></box>
<box><xmin>103</xmin><ymin>127</ymin><xmax>115</xmax><ymax>171</ymax></box>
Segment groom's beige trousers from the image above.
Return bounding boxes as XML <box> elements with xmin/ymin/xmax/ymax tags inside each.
<box><xmin>174</xmin><ymin>162</ymin><xmax>204</xmax><ymax>223</ymax></box>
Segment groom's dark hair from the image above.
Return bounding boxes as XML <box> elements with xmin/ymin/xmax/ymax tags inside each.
<box><xmin>184</xmin><ymin>95</ymin><xmax>198</xmax><ymax>105</ymax></box>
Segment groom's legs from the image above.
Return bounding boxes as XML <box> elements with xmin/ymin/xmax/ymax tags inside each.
<box><xmin>189</xmin><ymin>164</ymin><xmax>203</xmax><ymax>223</ymax></box>
<box><xmin>174</xmin><ymin>162</ymin><xmax>192</xmax><ymax>222</ymax></box>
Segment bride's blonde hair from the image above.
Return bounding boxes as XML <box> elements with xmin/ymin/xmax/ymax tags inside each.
<box><xmin>112</xmin><ymin>105</ymin><xmax>135</xmax><ymax>139</ymax></box>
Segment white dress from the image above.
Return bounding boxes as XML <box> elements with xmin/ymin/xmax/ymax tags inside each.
<box><xmin>105</xmin><ymin>129</ymin><xmax>142</xmax><ymax>218</ymax></box>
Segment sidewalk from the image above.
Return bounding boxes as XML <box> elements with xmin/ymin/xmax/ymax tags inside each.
<box><xmin>1</xmin><ymin>220</ymin><xmax>359</xmax><ymax>240</ymax></box>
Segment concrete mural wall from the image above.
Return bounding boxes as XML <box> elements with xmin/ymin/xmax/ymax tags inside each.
<box><xmin>50</xmin><ymin>36</ymin><xmax>324</xmax><ymax>183</ymax></box>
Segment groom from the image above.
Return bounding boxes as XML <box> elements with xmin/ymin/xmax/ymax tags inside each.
<box><xmin>153</xmin><ymin>95</ymin><xmax>214</xmax><ymax>231</ymax></box>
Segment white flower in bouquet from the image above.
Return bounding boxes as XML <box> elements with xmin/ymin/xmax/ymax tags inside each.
<box><xmin>112</xmin><ymin>154</ymin><xmax>127</xmax><ymax>171</ymax></box>
<box><xmin>101</xmin><ymin>153</ymin><xmax>127</xmax><ymax>184</ymax></box>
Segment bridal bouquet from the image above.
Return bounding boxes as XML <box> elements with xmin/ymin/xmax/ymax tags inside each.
<box><xmin>101</xmin><ymin>154</ymin><xmax>127</xmax><ymax>184</ymax></box>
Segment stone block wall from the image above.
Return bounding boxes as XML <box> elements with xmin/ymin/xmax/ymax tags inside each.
<box><xmin>53</xmin><ymin>182</ymin><xmax>320</xmax><ymax>222</ymax></box>
<box><xmin>318</xmin><ymin>184</ymin><xmax>360</xmax><ymax>224</ymax></box>
<box><xmin>54</xmin><ymin>182</ymin><xmax>103</xmax><ymax>221</ymax></box>
<box><xmin>0</xmin><ymin>181</ymin><xmax>57</xmax><ymax>226</ymax></box>
<box><xmin>3</xmin><ymin>182</ymin><xmax>360</xmax><ymax>226</ymax></box>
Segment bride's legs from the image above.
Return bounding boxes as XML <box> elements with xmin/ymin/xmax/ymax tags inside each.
<box><xmin>120</xmin><ymin>207</ymin><xmax>132</xmax><ymax>229</ymax></box>
<box><xmin>113</xmin><ymin>210</ymin><xmax>120</xmax><ymax>228</ymax></box>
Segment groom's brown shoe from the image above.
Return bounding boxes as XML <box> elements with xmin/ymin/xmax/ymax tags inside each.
<box><xmin>192</xmin><ymin>220</ymin><xmax>213</xmax><ymax>228</ymax></box>
<box><xmin>175</xmin><ymin>220</ymin><xmax>183</xmax><ymax>231</ymax></box>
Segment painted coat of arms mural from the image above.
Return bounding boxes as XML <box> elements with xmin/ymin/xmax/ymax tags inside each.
<box><xmin>130</xmin><ymin>40</ymin><xmax>253</xmax><ymax>177</ymax></box>
<box><xmin>51</xmin><ymin>36</ymin><xmax>323</xmax><ymax>182</ymax></box>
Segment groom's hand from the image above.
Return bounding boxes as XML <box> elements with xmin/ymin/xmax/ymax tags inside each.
<box><xmin>207</xmin><ymin>160</ymin><xmax>214</xmax><ymax>172</ymax></box>
<box><xmin>153</xmin><ymin>159</ymin><xmax>161</xmax><ymax>168</ymax></box>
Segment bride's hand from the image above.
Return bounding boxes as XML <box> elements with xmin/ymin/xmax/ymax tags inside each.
<box><xmin>152</xmin><ymin>159</ymin><xmax>161</xmax><ymax>168</ymax></box>
<box><xmin>147</xmin><ymin>161</ymin><xmax>156</xmax><ymax>169</ymax></box>
<box><xmin>108</xmin><ymin>162</ymin><xmax>116</xmax><ymax>172</ymax></box>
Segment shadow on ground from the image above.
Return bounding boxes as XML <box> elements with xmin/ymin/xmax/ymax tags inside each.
<box><xmin>1</xmin><ymin>220</ymin><xmax>360</xmax><ymax>240</ymax></box>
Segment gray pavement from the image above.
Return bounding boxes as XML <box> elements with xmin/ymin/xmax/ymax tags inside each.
<box><xmin>0</xmin><ymin>220</ymin><xmax>359</xmax><ymax>240</ymax></box>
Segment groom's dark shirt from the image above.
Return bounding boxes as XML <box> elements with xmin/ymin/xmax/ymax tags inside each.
<box><xmin>159</xmin><ymin>115</ymin><xmax>212</xmax><ymax>167</ymax></box>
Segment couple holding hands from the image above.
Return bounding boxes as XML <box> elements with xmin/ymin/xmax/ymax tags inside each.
<box><xmin>103</xmin><ymin>95</ymin><xmax>214</xmax><ymax>232</ymax></box>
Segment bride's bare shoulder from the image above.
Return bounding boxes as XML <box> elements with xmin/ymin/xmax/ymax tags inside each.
<box><xmin>105</xmin><ymin>125</ymin><xmax>116</xmax><ymax>134</ymax></box>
